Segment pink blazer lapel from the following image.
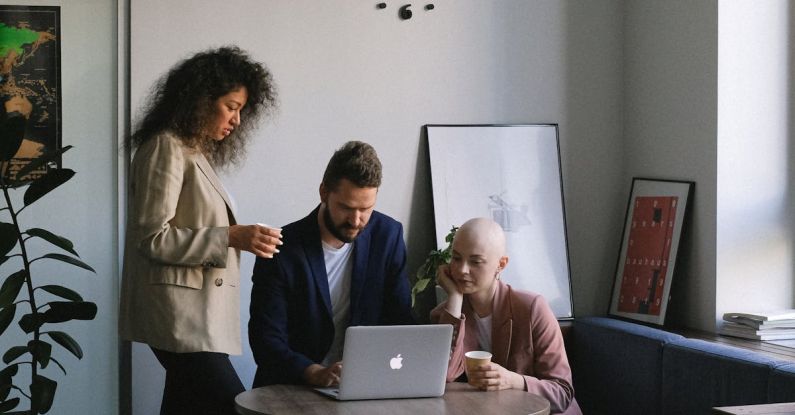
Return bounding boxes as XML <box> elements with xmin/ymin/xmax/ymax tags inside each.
<box><xmin>461</xmin><ymin>300</ymin><xmax>481</xmax><ymax>352</ymax></box>
<box><xmin>491</xmin><ymin>281</ymin><xmax>513</xmax><ymax>365</ymax></box>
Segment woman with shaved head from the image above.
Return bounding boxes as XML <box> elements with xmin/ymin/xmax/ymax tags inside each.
<box><xmin>430</xmin><ymin>218</ymin><xmax>581</xmax><ymax>414</ymax></box>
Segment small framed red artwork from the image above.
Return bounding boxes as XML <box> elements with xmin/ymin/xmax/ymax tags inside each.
<box><xmin>608</xmin><ymin>178</ymin><xmax>693</xmax><ymax>325</ymax></box>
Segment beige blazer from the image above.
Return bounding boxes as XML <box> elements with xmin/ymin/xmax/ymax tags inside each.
<box><xmin>119</xmin><ymin>132</ymin><xmax>241</xmax><ymax>354</ymax></box>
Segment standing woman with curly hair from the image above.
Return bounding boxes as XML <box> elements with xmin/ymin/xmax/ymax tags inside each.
<box><xmin>119</xmin><ymin>46</ymin><xmax>279</xmax><ymax>415</ymax></box>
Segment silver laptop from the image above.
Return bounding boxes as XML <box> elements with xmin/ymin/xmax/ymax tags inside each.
<box><xmin>314</xmin><ymin>324</ymin><xmax>453</xmax><ymax>400</ymax></box>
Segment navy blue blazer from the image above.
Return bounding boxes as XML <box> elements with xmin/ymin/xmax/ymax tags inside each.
<box><xmin>249</xmin><ymin>206</ymin><xmax>414</xmax><ymax>387</ymax></box>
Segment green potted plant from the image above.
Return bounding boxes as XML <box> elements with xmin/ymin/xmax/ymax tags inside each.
<box><xmin>411</xmin><ymin>226</ymin><xmax>457</xmax><ymax>323</ymax></box>
<box><xmin>0</xmin><ymin>130</ymin><xmax>97</xmax><ymax>414</ymax></box>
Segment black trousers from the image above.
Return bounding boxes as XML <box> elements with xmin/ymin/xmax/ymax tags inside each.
<box><xmin>151</xmin><ymin>347</ymin><xmax>245</xmax><ymax>415</ymax></box>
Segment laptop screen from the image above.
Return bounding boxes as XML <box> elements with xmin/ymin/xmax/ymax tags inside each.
<box><xmin>320</xmin><ymin>324</ymin><xmax>453</xmax><ymax>400</ymax></box>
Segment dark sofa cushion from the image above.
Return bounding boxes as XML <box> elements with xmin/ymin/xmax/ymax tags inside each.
<box><xmin>769</xmin><ymin>362</ymin><xmax>795</xmax><ymax>403</ymax></box>
<box><xmin>661</xmin><ymin>339</ymin><xmax>779</xmax><ymax>415</ymax></box>
<box><xmin>571</xmin><ymin>317</ymin><xmax>683</xmax><ymax>415</ymax></box>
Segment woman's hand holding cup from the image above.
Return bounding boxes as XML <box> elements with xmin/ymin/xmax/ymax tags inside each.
<box><xmin>229</xmin><ymin>223</ymin><xmax>283</xmax><ymax>258</ymax></box>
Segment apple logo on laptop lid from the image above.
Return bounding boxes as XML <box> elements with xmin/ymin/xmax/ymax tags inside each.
<box><xmin>389</xmin><ymin>354</ymin><xmax>403</xmax><ymax>370</ymax></box>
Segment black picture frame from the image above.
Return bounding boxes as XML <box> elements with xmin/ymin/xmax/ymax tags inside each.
<box><xmin>0</xmin><ymin>5</ymin><xmax>62</xmax><ymax>183</ymax></box>
<box><xmin>608</xmin><ymin>177</ymin><xmax>694</xmax><ymax>325</ymax></box>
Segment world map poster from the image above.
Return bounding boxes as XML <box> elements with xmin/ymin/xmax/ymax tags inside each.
<box><xmin>0</xmin><ymin>6</ymin><xmax>60</xmax><ymax>182</ymax></box>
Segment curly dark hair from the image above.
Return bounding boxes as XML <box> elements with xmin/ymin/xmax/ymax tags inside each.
<box><xmin>127</xmin><ymin>46</ymin><xmax>277</xmax><ymax>167</ymax></box>
<box><xmin>322</xmin><ymin>141</ymin><xmax>382</xmax><ymax>191</ymax></box>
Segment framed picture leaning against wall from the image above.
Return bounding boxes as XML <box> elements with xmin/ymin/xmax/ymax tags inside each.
<box><xmin>608</xmin><ymin>177</ymin><xmax>694</xmax><ymax>325</ymax></box>
<box><xmin>426</xmin><ymin>124</ymin><xmax>574</xmax><ymax>319</ymax></box>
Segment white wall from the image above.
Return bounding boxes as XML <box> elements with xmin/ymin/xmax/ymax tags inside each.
<box><xmin>128</xmin><ymin>0</ymin><xmax>624</xmax><ymax>411</ymax></box>
<box><xmin>622</xmin><ymin>0</ymin><xmax>795</xmax><ymax>331</ymax></box>
<box><xmin>6</xmin><ymin>1</ymin><xmax>785</xmax><ymax>412</ymax></box>
<box><xmin>0</xmin><ymin>0</ymin><xmax>119</xmax><ymax>414</ymax></box>
<box><xmin>717</xmin><ymin>1</ymin><xmax>795</xmax><ymax>324</ymax></box>
<box><xmin>622</xmin><ymin>0</ymin><xmax>719</xmax><ymax>331</ymax></box>
<box><xmin>0</xmin><ymin>0</ymin><xmax>776</xmax><ymax>412</ymax></box>
<box><xmin>0</xmin><ymin>0</ymin><xmax>788</xmax><ymax>412</ymax></box>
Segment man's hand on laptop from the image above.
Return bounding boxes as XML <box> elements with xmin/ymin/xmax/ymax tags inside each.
<box><xmin>304</xmin><ymin>362</ymin><xmax>343</xmax><ymax>387</ymax></box>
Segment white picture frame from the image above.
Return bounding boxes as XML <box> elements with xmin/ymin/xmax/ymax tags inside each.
<box><xmin>427</xmin><ymin>124</ymin><xmax>574</xmax><ymax>319</ymax></box>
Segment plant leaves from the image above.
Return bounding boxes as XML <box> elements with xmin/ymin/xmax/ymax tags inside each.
<box><xmin>25</xmin><ymin>229</ymin><xmax>77</xmax><ymax>256</ymax></box>
<box><xmin>0</xmin><ymin>397</ymin><xmax>20</xmax><ymax>412</ymax></box>
<box><xmin>34</xmin><ymin>253</ymin><xmax>94</xmax><ymax>273</ymax></box>
<box><xmin>0</xmin><ymin>115</ymin><xmax>26</xmax><ymax>161</ymax></box>
<box><xmin>48</xmin><ymin>357</ymin><xmax>66</xmax><ymax>376</ymax></box>
<box><xmin>46</xmin><ymin>331</ymin><xmax>82</xmax><ymax>359</ymax></box>
<box><xmin>411</xmin><ymin>226</ymin><xmax>457</xmax><ymax>311</ymax></box>
<box><xmin>18</xmin><ymin>312</ymin><xmax>46</xmax><ymax>334</ymax></box>
<box><xmin>23</xmin><ymin>169</ymin><xmax>75</xmax><ymax>207</ymax></box>
<box><xmin>30</xmin><ymin>374</ymin><xmax>56</xmax><ymax>414</ymax></box>
<box><xmin>38</xmin><ymin>285</ymin><xmax>82</xmax><ymax>302</ymax></box>
<box><xmin>0</xmin><ymin>270</ymin><xmax>26</xmax><ymax>309</ymax></box>
<box><xmin>0</xmin><ymin>364</ymin><xmax>18</xmax><ymax>401</ymax></box>
<box><xmin>27</xmin><ymin>340</ymin><xmax>51</xmax><ymax>369</ymax></box>
<box><xmin>0</xmin><ymin>223</ymin><xmax>17</xmax><ymax>257</ymax></box>
<box><xmin>2</xmin><ymin>346</ymin><xmax>27</xmax><ymax>365</ymax></box>
<box><xmin>444</xmin><ymin>226</ymin><xmax>458</xmax><ymax>243</ymax></box>
<box><xmin>0</xmin><ymin>305</ymin><xmax>16</xmax><ymax>337</ymax></box>
<box><xmin>15</xmin><ymin>145</ymin><xmax>72</xmax><ymax>180</ymax></box>
<box><xmin>43</xmin><ymin>301</ymin><xmax>97</xmax><ymax>324</ymax></box>
<box><xmin>0</xmin><ymin>365</ymin><xmax>18</xmax><ymax>379</ymax></box>
<box><xmin>0</xmin><ymin>386</ymin><xmax>11</xmax><ymax>403</ymax></box>
<box><xmin>411</xmin><ymin>278</ymin><xmax>432</xmax><ymax>307</ymax></box>
<box><xmin>413</xmin><ymin>277</ymin><xmax>430</xmax><ymax>294</ymax></box>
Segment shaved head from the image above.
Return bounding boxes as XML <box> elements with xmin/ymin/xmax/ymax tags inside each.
<box><xmin>454</xmin><ymin>217</ymin><xmax>507</xmax><ymax>259</ymax></box>
<box><xmin>448</xmin><ymin>217</ymin><xmax>510</xmax><ymax>298</ymax></box>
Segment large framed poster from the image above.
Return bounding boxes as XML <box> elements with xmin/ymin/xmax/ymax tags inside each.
<box><xmin>0</xmin><ymin>6</ymin><xmax>61</xmax><ymax>183</ymax></box>
<box><xmin>608</xmin><ymin>178</ymin><xmax>693</xmax><ymax>325</ymax></box>
<box><xmin>427</xmin><ymin>124</ymin><xmax>574</xmax><ymax>319</ymax></box>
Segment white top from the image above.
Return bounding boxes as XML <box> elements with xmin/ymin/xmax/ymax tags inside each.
<box><xmin>321</xmin><ymin>240</ymin><xmax>354</xmax><ymax>366</ymax></box>
<box><xmin>473</xmin><ymin>313</ymin><xmax>493</xmax><ymax>353</ymax></box>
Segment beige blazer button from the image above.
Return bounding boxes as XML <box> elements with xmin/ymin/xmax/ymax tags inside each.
<box><xmin>215</xmin><ymin>278</ymin><xmax>223</xmax><ymax>287</ymax></box>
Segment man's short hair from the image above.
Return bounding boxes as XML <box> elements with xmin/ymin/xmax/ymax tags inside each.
<box><xmin>322</xmin><ymin>141</ymin><xmax>382</xmax><ymax>191</ymax></box>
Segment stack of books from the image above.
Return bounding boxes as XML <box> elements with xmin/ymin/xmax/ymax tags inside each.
<box><xmin>720</xmin><ymin>310</ymin><xmax>795</xmax><ymax>341</ymax></box>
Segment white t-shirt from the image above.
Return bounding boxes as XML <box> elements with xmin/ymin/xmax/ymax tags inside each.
<box><xmin>473</xmin><ymin>313</ymin><xmax>493</xmax><ymax>353</ymax></box>
<box><xmin>321</xmin><ymin>240</ymin><xmax>354</xmax><ymax>366</ymax></box>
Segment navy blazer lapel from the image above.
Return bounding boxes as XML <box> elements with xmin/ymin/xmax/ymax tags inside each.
<box><xmin>301</xmin><ymin>209</ymin><xmax>333</xmax><ymax>318</ymax></box>
<box><xmin>349</xmin><ymin>227</ymin><xmax>371</xmax><ymax>324</ymax></box>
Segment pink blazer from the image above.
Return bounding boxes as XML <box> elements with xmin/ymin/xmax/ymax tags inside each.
<box><xmin>430</xmin><ymin>281</ymin><xmax>582</xmax><ymax>415</ymax></box>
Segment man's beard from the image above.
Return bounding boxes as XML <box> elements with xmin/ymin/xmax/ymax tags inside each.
<box><xmin>323</xmin><ymin>206</ymin><xmax>364</xmax><ymax>243</ymax></box>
